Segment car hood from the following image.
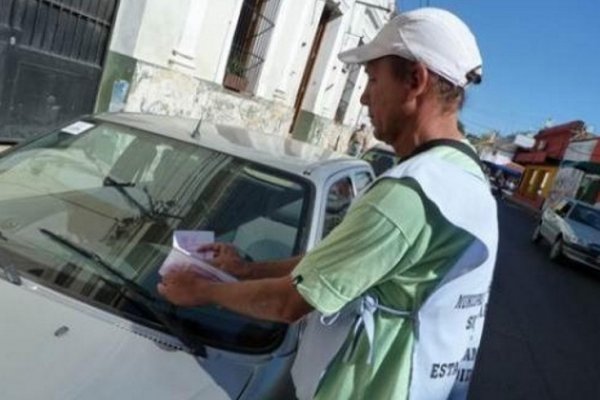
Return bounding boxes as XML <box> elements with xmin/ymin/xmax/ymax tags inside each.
<box><xmin>565</xmin><ymin>219</ymin><xmax>600</xmax><ymax>246</ymax></box>
<box><xmin>0</xmin><ymin>278</ymin><xmax>240</xmax><ymax>400</ymax></box>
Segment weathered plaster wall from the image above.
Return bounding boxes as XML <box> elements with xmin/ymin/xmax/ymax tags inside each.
<box><xmin>124</xmin><ymin>61</ymin><xmax>295</xmax><ymax>136</ymax></box>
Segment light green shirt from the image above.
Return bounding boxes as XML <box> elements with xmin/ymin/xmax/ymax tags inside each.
<box><xmin>292</xmin><ymin>145</ymin><xmax>483</xmax><ymax>400</ymax></box>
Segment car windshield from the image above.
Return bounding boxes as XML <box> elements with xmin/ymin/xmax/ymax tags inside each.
<box><xmin>568</xmin><ymin>205</ymin><xmax>600</xmax><ymax>231</ymax></box>
<box><xmin>0</xmin><ymin>119</ymin><xmax>312</xmax><ymax>353</ymax></box>
<box><xmin>361</xmin><ymin>148</ymin><xmax>399</xmax><ymax>176</ymax></box>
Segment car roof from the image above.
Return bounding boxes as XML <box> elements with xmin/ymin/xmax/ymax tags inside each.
<box><xmin>364</xmin><ymin>142</ymin><xmax>396</xmax><ymax>154</ymax></box>
<box><xmin>94</xmin><ymin>113</ymin><xmax>371</xmax><ymax>181</ymax></box>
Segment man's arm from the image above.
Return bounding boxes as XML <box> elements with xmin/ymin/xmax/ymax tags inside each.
<box><xmin>158</xmin><ymin>271</ymin><xmax>313</xmax><ymax>323</ymax></box>
<box><xmin>241</xmin><ymin>256</ymin><xmax>303</xmax><ymax>280</ymax></box>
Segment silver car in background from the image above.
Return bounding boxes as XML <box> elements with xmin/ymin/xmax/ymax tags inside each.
<box><xmin>532</xmin><ymin>199</ymin><xmax>600</xmax><ymax>269</ymax></box>
<box><xmin>0</xmin><ymin>113</ymin><xmax>374</xmax><ymax>399</ymax></box>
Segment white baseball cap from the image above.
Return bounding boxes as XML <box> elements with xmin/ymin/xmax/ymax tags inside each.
<box><xmin>338</xmin><ymin>8</ymin><xmax>482</xmax><ymax>88</ymax></box>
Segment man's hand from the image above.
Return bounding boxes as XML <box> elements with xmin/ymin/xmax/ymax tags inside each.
<box><xmin>157</xmin><ymin>268</ymin><xmax>214</xmax><ymax>307</ymax></box>
<box><xmin>197</xmin><ymin>243</ymin><xmax>249</xmax><ymax>279</ymax></box>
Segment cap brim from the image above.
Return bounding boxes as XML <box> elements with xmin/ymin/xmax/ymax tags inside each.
<box><xmin>338</xmin><ymin>42</ymin><xmax>387</xmax><ymax>64</ymax></box>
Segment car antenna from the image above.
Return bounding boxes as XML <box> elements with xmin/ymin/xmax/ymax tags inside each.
<box><xmin>191</xmin><ymin>117</ymin><xmax>202</xmax><ymax>139</ymax></box>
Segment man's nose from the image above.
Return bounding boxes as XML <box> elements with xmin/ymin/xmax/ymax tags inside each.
<box><xmin>360</xmin><ymin>87</ymin><xmax>369</xmax><ymax>105</ymax></box>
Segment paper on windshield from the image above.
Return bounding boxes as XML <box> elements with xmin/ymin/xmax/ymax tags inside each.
<box><xmin>158</xmin><ymin>230</ymin><xmax>237</xmax><ymax>283</ymax></box>
<box><xmin>61</xmin><ymin>121</ymin><xmax>95</xmax><ymax>135</ymax></box>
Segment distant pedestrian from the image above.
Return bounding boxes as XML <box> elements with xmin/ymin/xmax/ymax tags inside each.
<box><xmin>347</xmin><ymin>123</ymin><xmax>369</xmax><ymax>156</ymax></box>
<box><xmin>158</xmin><ymin>7</ymin><xmax>498</xmax><ymax>400</ymax></box>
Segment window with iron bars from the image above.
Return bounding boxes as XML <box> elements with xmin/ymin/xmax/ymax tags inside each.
<box><xmin>223</xmin><ymin>0</ymin><xmax>280</xmax><ymax>93</ymax></box>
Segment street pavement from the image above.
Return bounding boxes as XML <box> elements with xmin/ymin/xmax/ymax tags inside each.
<box><xmin>469</xmin><ymin>198</ymin><xmax>600</xmax><ymax>399</ymax></box>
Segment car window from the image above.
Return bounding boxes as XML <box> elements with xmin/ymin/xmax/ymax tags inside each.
<box><xmin>323</xmin><ymin>177</ymin><xmax>354</xmax><ymax>238</ymax></box>
<box><xmin>354</xmin><ymin>171</ymin><xmax>373</xmax><ymax>193</ymax></box>
<box><xmin>0</xmin><ymin>121</ymin><xmax>313</xmax><ymax>353</ymax></box>
<box><xmin>554</xmin><ymin>202</ymin><xmax>572</xmax><ymax>217</ymax></box>
<box><xmin>569</xmin><ymin>205</ymin><xmax>600</xmax><ymax>230</ymax></box>
<box><xmin>361</xmin><ymin>149</ymin><xmax>399</xmax><ymax>176</ymax></box>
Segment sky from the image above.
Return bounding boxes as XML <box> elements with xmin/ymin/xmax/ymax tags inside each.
<box><xmin>394</xmin><ymin>0</ymin><xmax>600</xmax><ymax>136</ymax></box>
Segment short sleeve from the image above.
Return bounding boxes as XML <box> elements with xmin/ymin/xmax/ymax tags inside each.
<box><xmin>291</xmin><ymin>180</ymin><xmax>427</xmax><ymax>315</ymax></box>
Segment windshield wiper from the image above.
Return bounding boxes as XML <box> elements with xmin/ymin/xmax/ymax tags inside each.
<box><xmin>39</xmin><ymin>228</ymin><xmax>207</xmax><ymax>356</ymax></box>
<box><xmin>104</xmin><ymin>176</ymin><xmax>183</xmax><ymax>221</ymax></box>
<box><xmin>103</xmin><ymin>176</ymin><xmax>155</xmax><ymax>220</ymax></box>
<box><xmin>40</xmin><ymin>228</ymin><xmax>153</xmax><ymax>300</ymax></box>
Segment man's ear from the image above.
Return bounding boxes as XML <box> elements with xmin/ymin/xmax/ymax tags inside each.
<box><xmin>408</xmin><ymin>62</ymin><xmax>430</xmax><ymax>98</ymax></box>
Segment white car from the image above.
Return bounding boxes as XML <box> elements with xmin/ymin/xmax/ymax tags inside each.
<box><xmin>0</xmin><ymin>113</ymin><xmax>374</xmax><ymax>399</ymax></box>
<box><xmin>532</xmin><ymin>198</ymin><xmax>600</xmax><ymax>269</ymax></box>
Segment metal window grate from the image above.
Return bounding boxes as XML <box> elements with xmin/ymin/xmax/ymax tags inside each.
<box><xmin>223</xmin><ymin>0</ymin><xmax>280</xmax><ymax>93</ymax></box>
<box><xmin>6</xmin><ymin>0</ymin><xmax>116</xmax><ymax>66</ymax></box>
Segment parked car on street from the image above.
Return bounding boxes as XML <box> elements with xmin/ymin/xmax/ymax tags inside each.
<box><xmin>532</xmin><ymin>198</ymin><xmax>600</xmax><ymax>269</ymax></box>
<box><xmin>360</xmin><ymin>143</ymin><xmax>400</xmax><ymax>176</ymax></box>
<box><xmin>0</xmin><ymin>113</ymin><xmax>374</xmax><ymax>399</ymax></box>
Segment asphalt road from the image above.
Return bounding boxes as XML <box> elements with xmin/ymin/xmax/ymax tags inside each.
<box><xmin>469</xmin><ymin>198</ymin><xmax>600</xmax><ymax>399</ymax></box>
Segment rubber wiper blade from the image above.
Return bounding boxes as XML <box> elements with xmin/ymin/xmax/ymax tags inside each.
<box><xmin>103</xmin><ymin>176</ymin><xmax>135</xmax><ymax>187</ymax></box>
<box><xmin>39</xmin><ymin>228</ymin><xmax>153</xmax><ymax>301</ymax></box>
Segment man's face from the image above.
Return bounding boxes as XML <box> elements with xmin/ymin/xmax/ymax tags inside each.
<box><xmin>360</xmin><ymin>57</ymin><xmax>411</xmax><ymax>146</ymax></box>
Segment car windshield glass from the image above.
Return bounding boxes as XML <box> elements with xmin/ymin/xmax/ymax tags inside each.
<box><xmin>361</xmin><ymin>149</ymin><xmax>399</xmax><ymax>176</ymax></box>
<box><xmin>569</xmin><ymin>205</ymin><xmax>600</xmax><ymax>230</ymax></box>
<box><xmin>0</xmin><ymin>119</ymin><xmax>312</xmax><ymax>353</ymax></box>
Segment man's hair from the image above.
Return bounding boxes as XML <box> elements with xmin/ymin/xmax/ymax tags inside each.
<box><xmin>387</xmin><ymin>56</ymin><xmax>465</xmax><ymax>112</ymax></box>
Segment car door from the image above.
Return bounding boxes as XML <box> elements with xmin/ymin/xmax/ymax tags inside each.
<box><xmin>318</xmin><ymin>167</ymin><xmax>374</xmax><ymax>240</ymax></box>
<box><xmin>543</xmin><ymin>201</ymin><xmax>572</xmax><ymax>242</ymax></box>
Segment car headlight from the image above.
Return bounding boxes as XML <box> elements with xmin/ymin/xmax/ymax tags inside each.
<box><xmin>563</xmin><ymin>231</ymin><xmax>583</xmax><ymax>245</ymax></box>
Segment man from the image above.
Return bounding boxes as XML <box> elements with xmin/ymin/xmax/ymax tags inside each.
<box><xmin>158</xmin><ymin>7</ymin><xmax>497</xmax><ymax>400</ymax></box>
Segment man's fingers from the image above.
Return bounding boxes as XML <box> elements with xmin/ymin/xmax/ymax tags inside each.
<box><xmin>197</xmin><ymin>243</ymin><xmax>220</xmax><ymax>252</ymax></box>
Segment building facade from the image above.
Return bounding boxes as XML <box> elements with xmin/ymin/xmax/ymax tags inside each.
<box><xmin>95</xmin><ymin>0</ymin><xmax>394</xmax><ymax>150</ymax></box>
<box><xmin>546</xmin><ymin>138</ymin><xmax>600</xmax><ymax>207</ymax></box>
<box><xmin>513</xmin><ymin>121</ymin><xmax>587</xmax><ymax>209</ymax></box>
